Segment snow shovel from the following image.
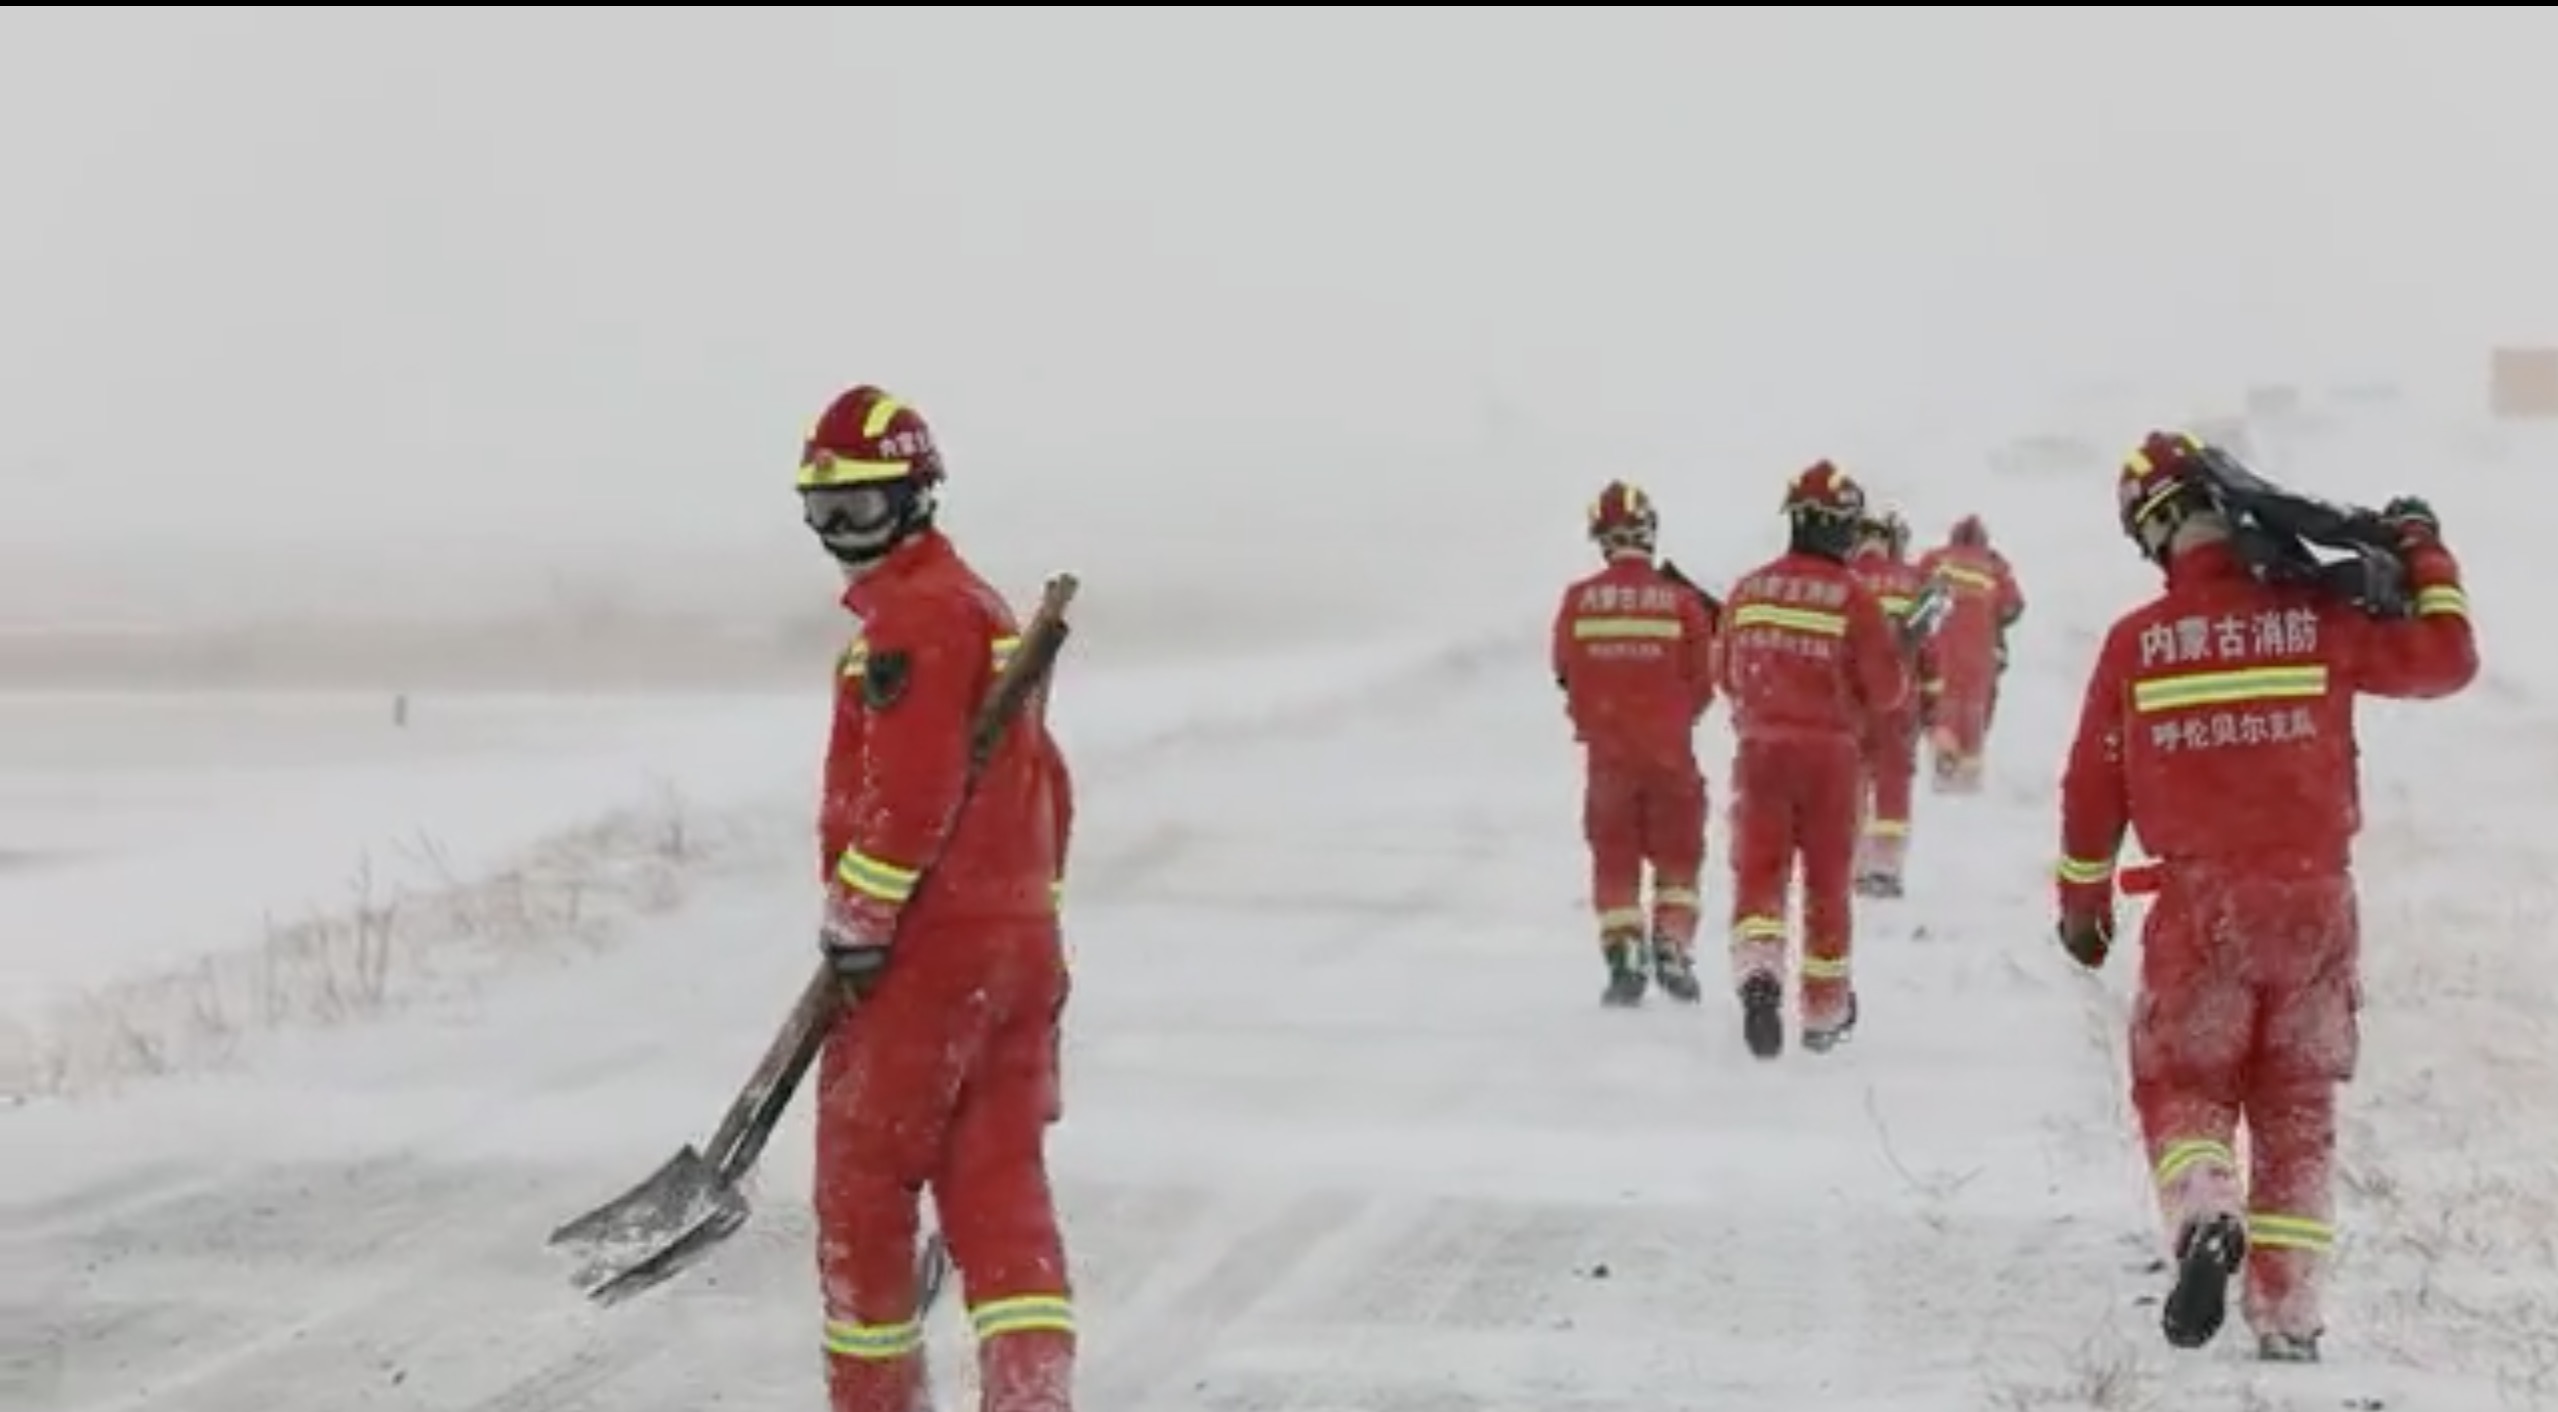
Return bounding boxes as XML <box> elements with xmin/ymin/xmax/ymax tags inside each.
<box><xmin>547</xmin><ymin>573</ymin><xmax>1080</xmax><ymax>1305</ymax></box>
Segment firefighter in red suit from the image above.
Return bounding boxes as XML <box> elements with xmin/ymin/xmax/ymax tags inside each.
<box><xmin>1847</xmin><ymin>506</ymin><xmax>1938</xmax><ymax>898</ymax></box>
<box><xmin>1717</xmin><ymin>463</ymin><xmax>1907</xmax><ymax>1058</ymax></box>
<box><xmin>1551</xmin><ymin>481</ymin><xmax>1719</xmax><ymax>1007</ymax></box>
<box><xmin>799</xmin><ymin>385</ymin><xmax>1078</xmax><ymax>1412</ymax></box>
<box><xmin>1913</xmin><ymin>515</ymin><xmax>2024</xmax><ymax>793</ymax></box>
<box><xmin>2054</xmin><ymin>430</ymin><xmax>2475</xmax><ymax>1362</ymax></box>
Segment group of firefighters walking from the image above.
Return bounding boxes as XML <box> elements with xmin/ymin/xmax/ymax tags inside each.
<box><xmin>759</xmin><ymin>377</ymin><xmax>2472</xmax><ymax>1406</ymax></box>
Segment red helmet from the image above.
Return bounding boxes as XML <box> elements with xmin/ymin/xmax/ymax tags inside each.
<box><xmin>797</xmin><ymin>385</ymin><xmax>944</xmax><ymax>567</ymax></box>
<box><xmin>1949</xmin><ymin>513</ymin><xmax>1988</xmax><ymax>548</ymax></box>
<box><xmin>1783</xmin><ymin>460</ymin><xmax>1866</xmax><ymax>520</ymax></box>
<box><xmin>798</xmin><ymin>385</ymin><xmax>945</xmax><ymax>490</ymax></box>
<box><xmin>1588</xmin><ymin>480</ymin><xmax>1659</xmax><ymax>553</ymax></box>
<box><xmin>2117</xmin><ymin>429</ymin><xmax>2207</xmax><ymax>560</ymax></box>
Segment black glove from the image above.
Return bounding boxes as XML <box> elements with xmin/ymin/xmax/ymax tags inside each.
<box><xmin>2057</xmin><ymin>912</ymin><xmax>2113</xmax><ymax>970</ymax></box>
<box><xmin>2379</xmin><ymin>495</ymin><xmax>2440</xmax><ymax>549</ymax></box>
<box><xmin>820</xmin><ymin>917</ymin><xmax>892</xmax><ymax>1000</ymax></box>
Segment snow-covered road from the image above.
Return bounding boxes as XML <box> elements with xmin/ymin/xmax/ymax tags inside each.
<box><xmin>10</xmin><ymin>602</ymin><xmax>2543</xmax><ymax>1411</ymax></box>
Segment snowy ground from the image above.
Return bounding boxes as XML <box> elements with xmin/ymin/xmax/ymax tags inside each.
<box><xmin>9</xmin><ymin>438</ymin><xmax>2553</xmax><ymax>1409</ymax></box>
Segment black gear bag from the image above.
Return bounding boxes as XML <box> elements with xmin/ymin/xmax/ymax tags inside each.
<box><xmin>2188</xmin><ymin>445</ymin><xmax>2412</xmax><ymax>618</ymax></box>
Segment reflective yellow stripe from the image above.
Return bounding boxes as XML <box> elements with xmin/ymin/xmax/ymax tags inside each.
<box><xmin>2131</xmin><ymin>664</ymin><xmax>2327</xmax><ymax>713</ymax></box>
<box><xmin>840</xmin><ymin>633</ymin><xmax>1021</xmax><ymax>680</ymax></box>
<box><xmin>1730</xmin><ymin>914</ymin><xmax>1787</xmax><ymax>945</ymax></box>
<box><xmin>970</xmin><ymin>1293</ymin><xmax>1074</xmax><ymax>1340</ymax></box>
<box><xmin>1938</xmin><ymin>565</ymin><xmax>1997</xmax><ymax>592</ymax></box>
<box><xmin>798</xmin><ymin>398</ymin><xmax>915</xmax><ymax>486</ymax></box>
<box><xmin>1050</xmin><ymin>877</ymin><xmax>1065</xmax><ymax>910</ymax></box>
<box><xmin>1572</xmin><ymin>616</ymin><xmax>1683</xmax><ymax>641</ymax></box>
<box><xmin>823</xmin><ymin>1315</ymin><xmax>924</xmax><ymax>1359</ymax></box>
<box><xmin>2246</xmin><ymin>1211</ymin><xmax>2335</xmax><ymax>1252</ymax></box>
<box><xmin>837</xmin><ymin>848</ymin><xmax>922</xmax><ymax>903</ymax></box>
<box><xmin>1597</xmin><ymin>906</ymin><xmax>1645</xmax><ymax>932</ymax></box>
<box><xmin>1864</xmin><ymin>819</ymin><xmax>1909</xmax><ymax>838</ymax></box>
<box><xmin>2154</xmin><ymin>1138</ymin><xmax>2236</xmax><ymax>1189</ymax></box>
<box><xmin>2055</xmin><ymin>855</ymin><xmax>2114</xmax><ymax>886</ymax></box>
<box><xmin>2415</xmin><ymin>585</ymin><xmax>2466</xmax><ymax>618</ymax></box>
<box><xmin>1802</xmin><ymin>955</ymin><xmax>1851</xmax><ymax>980</ymax></box>
<box><xmin>1654</xmin><ymin>886</ymin><xmax>1702</xmax><ymax>908</ymax></box>
<box><xmin>799</xmin><ymin>458</ymin><xmax>912</xmax><ymax>487</ymax></box>
<box><xmin>1729</xmin><ymin>604</ymin><xmax>1847</xmax><ymax>636</ymax></box>
<box><xmin>1877</xmin><ymin>594</ymin><xmax>1913</xmax><ymax>616</ymax></box>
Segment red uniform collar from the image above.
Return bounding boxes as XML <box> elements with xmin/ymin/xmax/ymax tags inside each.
<box><xmin>839</xmin><ymin>529</ymin><xmax>952</xmax><ymax>614</ymax></box>
<box><xmin>2163</xmin><ymin>539</ymin><xmax>2251</xmax><ymax>589</ymax></box>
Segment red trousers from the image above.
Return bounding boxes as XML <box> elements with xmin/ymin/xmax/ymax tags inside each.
<box><xmin>1929</xmin><ymin>630</ymin><xmax>1998</xmax><ymax>770</ymax></box>
<box><xmin>815</xmin><ymin>919</ymin><xmax>1074</xmax><ymax>1412</ymax></box>
<box><xmin>1858</xmin><ymin>713</ymin><xmax>1918</xmax><ymax>876</ymax></box>
<box><xmin>2132</xmin><ymin>864</ymin><xmax>2358</xmax><ymax>1341</ymax></box>
<box><xmin>1582</xmin><ymin>752</ymin><xmax>1707</xmax><ymax>954</ymax></box>
<box><xmin>1725</xmin><ymin>735</ymin><xmax>1860</xmax><ymax>1024</ymax></box>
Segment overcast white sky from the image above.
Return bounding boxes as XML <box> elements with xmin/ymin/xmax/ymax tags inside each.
<box><xmin>1</xmin><ymin>6</ymin><xmax>2552</xmax><ymax>618</ymax></box>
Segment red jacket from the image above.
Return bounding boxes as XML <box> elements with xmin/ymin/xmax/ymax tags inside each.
<box><xmin>1717</xmin><ymin>550</ymin><xmax>1908</xmax><ymax>743</ymax></box>
<box><xmin>820</xmin><ymin>530</ymin><xmax>1073</xmax><ymax>932</ymax></box>
<box><xmin>2056</xmin><ymin>537</ymin><xmax>2475</xmax><ymax>908</ymax></box>
<box><xmin>1551</xmin><ymin>554</ymin><xmax>1718</xmax><ymax>767</ymax></box>
<box><xmin>1915</xmin><ymin>542</ymin><xmax>2023</xmax><ymax>692</ymax></box>
<box><xmin>1849</xmin><ymin>544</ymin><xmax>1939</xmax><ymax>719</ymax></box>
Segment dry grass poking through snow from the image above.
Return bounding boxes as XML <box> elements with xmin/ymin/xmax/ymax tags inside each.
<box><xmin>2321</xmin><ymin>734</ymin><xmax>2558</xmax><ymax>1404</ymax></box>
<box><xmin>1974</xmin><ymin>709</ymin><xmax>2558</xmax><ymax>1412</ymax></box>
<box><xmin>2</xmin><ymin>785</ymin><xmax>789</xmax><ymax>1102</ymax></box>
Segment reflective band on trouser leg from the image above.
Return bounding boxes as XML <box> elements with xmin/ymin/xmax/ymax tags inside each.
<box><xmin>2152</xmin><ymin>1137</ymin><xmax>2242</xmax><ymax>1236</ymax></box>
<box><xmin>1800</xmin><ymin>950</ymin><xmax>1851</xmax><ymax>1027</ymax></box>
<box><xmin>2245</xmin><ymin>1211</ymin><xmax>2334</xmax><ymax>1254</ymax></box>
<box><xmin>1597</xmin><ymin>905</ymin><xmax>1645</xmax><ymax>936</ymax></box>
<box><xmin>837</xmin><ymin>848</ymin><xmax>922</xmax><ymax>904</ymax></box>
<box><xmin>2244</xmin><ymin>1207</ymin><xmax>2335</xmax><ymax>1335</ymax></box>
<box><xmin>1728</xmin><ymin>913</ymin><xmax>1785</xmax><ymax>985</ymax></box>
<box><xmin>970</xmin><ymin>1293</ymin><xmax>1075</xmax><ymax>1341</ymax></box>
<box><xmin>824</xmin><ymin>1315</ymin><xmax>924</xmax><ymax>1360</ymax></box>
<box><xmin>1801</xmin><ymin>955</ymin><xmax>1850</xmax><ymax>983</ymax></box>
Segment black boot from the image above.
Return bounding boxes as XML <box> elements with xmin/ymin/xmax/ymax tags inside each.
<box><xmin>1738</xmin><ymin>972</ymin><xmax>1783</xmax><ymax>1057</ymax></box>
<box><xmin>1802</xmin><ymin>991</ymin><xmax>1859</xmax><ymax>1054</ymax></box>
<box><xmin>1601</xmin><ymin>933</ymin><xmax>1650</xmax><ymax>1007</ymax></box>
<box><xmin>1800</xmin><ymin>987</ymin><xmax>1862</xmax><ymax>1053</ymax></box>
<box><xmin>1652</xmin><ymin>937</ymin><xmax>1702</xmax><ymax>1003</ymax></box>
<box><xmin>2160</xmin><ymin>1213</ymin><xmax>2247</xmax><ymax>1350</ymax></box>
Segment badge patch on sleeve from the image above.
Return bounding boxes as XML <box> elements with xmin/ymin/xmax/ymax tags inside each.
<box><xmin>862</xmin><ymin>650</ymin><xmax>913</xmax><ymax>710</ymax></box>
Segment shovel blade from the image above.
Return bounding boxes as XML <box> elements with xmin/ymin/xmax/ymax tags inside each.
<box><xmin>549</xmin><ymin>1145</ymin><xmax>751</xmax><ymax>1302</ymax></box>
<box><xmin>577</xmin><ymin>1184</ymin><xmax>750</xmax><ymax>1305</ymax></box>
